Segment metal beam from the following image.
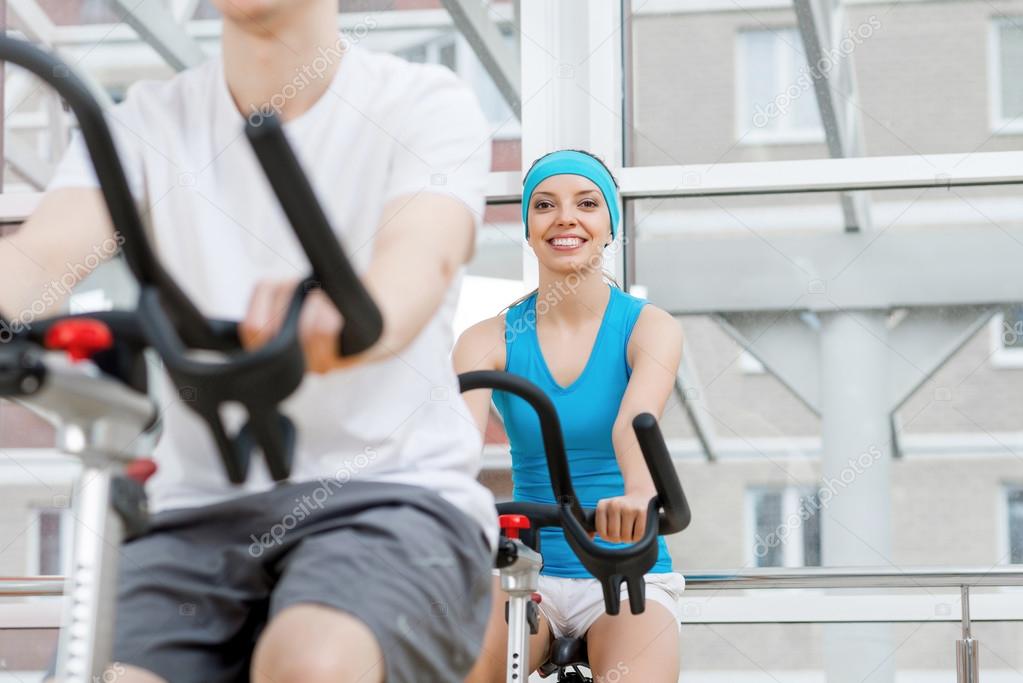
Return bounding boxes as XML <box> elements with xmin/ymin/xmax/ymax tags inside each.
<box><xmin>7</xmin><ymin>0</ymin><xmax>56</xmax><ymax>45</ymax></box>
<box><xmin>794</xmin><ymin>0</ymin><xmax>872</xmax><ymax>231</ymax></box>
<box><xmin>887</xmin><ymin>306</ymin><xmax>995</xmax><ymax>410</ymax></box>
<box><xmin>485</xmin><ymin>151</ymin><xmax>1023</xmax><ymax>203</ymax></box>
<box><xmin>673</xmin><ymin>346</ymin><xmax>718</xmax><ymax>461</ymax></box>
<box><xmin>890</xmin><ymin>412</ymin><xmax>903</xmax><ymax>459</ymax></box>
<box><xmin>439</xmin><ymin>0</ymin><xmax>520</xmax><ymax>118</ymax></box>
<box><xmin>51</xmin><ymin>12</ymin><xmax>463</xmax><ymax>48</ymax></box>
<box><xmin>716</xmin><ymin>312</ymin><xmax>821</xmax><ymax>413</ymax></box>
<box><xmin>104</xmin><ymin>0</ymin><xmax>205</xmax><ymax>71</ymax></box>
<box><xmin>639</xmin><ymin>226</ymin><xmax>1023</xmax><ymax>314</ymax></box>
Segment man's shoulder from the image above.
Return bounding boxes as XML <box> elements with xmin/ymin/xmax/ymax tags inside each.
<box><xmin>351</xmin><ymin>47</ymin><xmax>475</xmax><ymax>111</ymax></box>
<box><xmin>116</xmin><ymin>58</ymin><xmax>220</xmax><ymax>119</ymax></box>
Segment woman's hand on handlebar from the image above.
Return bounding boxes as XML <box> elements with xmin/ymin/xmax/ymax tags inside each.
<box><xmin>240</xmin><ymin>277</ymin><xmax>346</xmax><ymax>374</ymax></box>
<box><xmin>594</xmin><ymin>487</ymin><xmax>656</xmax><ymax>544</ymax></box>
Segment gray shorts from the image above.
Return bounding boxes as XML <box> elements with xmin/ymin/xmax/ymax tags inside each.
<box><xmin>87</xmin><ymin>479</ymin><xmax>493</xmax><ymax>683</ymax></box>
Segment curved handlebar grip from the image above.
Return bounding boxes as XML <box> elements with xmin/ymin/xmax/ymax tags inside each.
<box><xmin>632</xmin><ymin>413</ymin><xmax>691</xmax><ymax>534</ymax></box>
<box><xmin>0</xmin><ymin>36</ymin><xmax>226</xmax><ymax>351</ymax></box>
<box><xmin>458</xmin><ymin>370</ymin><xmax>588</xmax><ymax>528</ymax></box>
<box><xmin>560</xmin><ymin>499</ymin><xmax>661</xmax><ymax>615</ymax></box>
<box><xmin>496</xmin><ymin>501</ymin><xmax>596</xmax><ymax>530</ymax></box>
<box><xmin>244</xmin><ymin>115</ymin><xmax>383</xmax><ymax>356</ymax></box>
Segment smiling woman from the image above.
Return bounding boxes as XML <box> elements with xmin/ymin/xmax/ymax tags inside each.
<box><xmin>508</xmin><ymin>150</ymin><xmax>623</xmax><ymax>305</ymax></box>
<box><xmin>454</xmin><ymin>150</ymin><xmax>686</xmax><ymax>683</ymax></box>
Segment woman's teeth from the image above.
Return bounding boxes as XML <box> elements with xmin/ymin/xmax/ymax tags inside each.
<box><xmin>550</xmin><ymin>237</ymin><xmax>583</xmax><ymax>248</ymax></box>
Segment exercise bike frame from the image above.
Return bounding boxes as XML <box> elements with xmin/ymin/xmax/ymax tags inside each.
<box><xmin>458</xmin><ymin>371</ymin><xmax>691</xmax><ymax>683</ymax></box>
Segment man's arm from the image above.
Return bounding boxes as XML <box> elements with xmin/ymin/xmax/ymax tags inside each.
<box><xmin>239</xmin><ymin>191</ymin><xmax>477</xmax><ymax>372</ymax></box>
<box><xmin>241</xmin><ymin>65</ymin><xmax>490</xmax><ymax>370</ymax></box>
<box><xmin>355</xmin><ymin>191</ymin><xmax>475</xmax><ymax>362</ymax></box>
<box><xmin>0</xmin><ymin>188</ymin><xmax>116</xmax><ymax>324</ymax></box>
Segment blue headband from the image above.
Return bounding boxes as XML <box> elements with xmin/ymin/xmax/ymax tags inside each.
<box><xmin>522</xmin><ymin>151</ymin><xmax>620</xmax><ymax>240</ymax></box>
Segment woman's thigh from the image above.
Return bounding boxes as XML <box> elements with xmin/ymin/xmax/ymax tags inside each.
<box><xmin>586</xmin><ymin>599</ymin><xmax>680</xmax><ymax>683</ymax></box>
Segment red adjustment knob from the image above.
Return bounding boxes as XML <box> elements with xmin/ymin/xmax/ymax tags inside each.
<box><xmin>531</xmin><ymin>593</ymin><xmax>542</xmax><ymax>604</ymax></box>
<box><xmin>499</xmin><ymin>514</ymin><xmax>531</xmax><ymax>539</ymax></box>
<box><xmin>44</xmin><ymin>319</ymin><xmax>113</xmax><ymax>362</ymax></box>
<box><xmin>124</xmin><ymin>458</ymin><xmax>158</xmax><ymax>484</ymax></box>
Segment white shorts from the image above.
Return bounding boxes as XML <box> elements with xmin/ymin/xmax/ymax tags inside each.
<box><xmin>536</xmin><ymin>572</ymin><xmax>686</xmax><ymax>640</ymax></box>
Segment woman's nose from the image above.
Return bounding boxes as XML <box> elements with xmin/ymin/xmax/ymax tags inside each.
<box><xmin>555</xmin><ymin>206</ymin><xmax>578</xmax><ymax>225</ymax></box>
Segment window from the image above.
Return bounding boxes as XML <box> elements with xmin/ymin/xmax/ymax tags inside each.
<box><xmin>1006</xmin><ymin>487</ymin><xmax>1023</xmax><ymax>564</ymax></box>
<box><xmin>397</xmin><ymin>32</ymin><xmax>520</xmax><ymax>139</ymax></box>
<box><xmin>396</xmin><ymin>34</ymin><xmax>458</xmax><ymax>72</ymax></box>
<box><xmin>989</xmin><ymin>305</ymin><xmax>1023</xmax><ymax>369</ymax></box>
<box><xmin>736</xmin><ymin>28</ymin><xmax>823</xmax><ymax>144</ymax></box>
<box><xmin>29</xmin><ymin>506</ymin><xmax>73</xmax><ymax>576</ymax></box>
<box><xmin>747</xmin><ymin>486</ymin><xmax>821</xmax><ymax>567</ymax></box>
<box><xmin>990</xmin><ymin>18</ymin><xmax>1023</xmax><ymax>133</ymax></box>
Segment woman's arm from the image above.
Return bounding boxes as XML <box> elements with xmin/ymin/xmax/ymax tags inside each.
<box><xmin>452</xmin><ymin>315</ymin><xmax>506</xmax><ymax>440</ymax></box>
<box><xmin>596</xmin><ymin>305</ymin><xmax>684</xmax><ymax>543</ymax></box>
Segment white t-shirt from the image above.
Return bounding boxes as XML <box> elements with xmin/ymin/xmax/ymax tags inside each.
<box><xmin>49</xmin><ymin>45</ymin><xmax>498</xmax><ymax>547</ymax></box>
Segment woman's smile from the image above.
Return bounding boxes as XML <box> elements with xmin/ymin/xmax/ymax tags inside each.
<box><xmin>547</xmin><ymin>234</ymin><xmax>589</xmax><ymax>252</ymax></box>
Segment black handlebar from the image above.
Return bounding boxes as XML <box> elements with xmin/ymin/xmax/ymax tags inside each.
<box><xmin>0</xmin><ymin>36</ymin><xmax>384</xmax><ymax>484</ymax></box>
<box><xmin>458</xmin><ymin>370</ymin><xmax>692</xmax><ymax>616</ymax></box>
<box><xmin>459</xmin><ymin>370</ymin><xmax>589</xmax><ymax>528</ymax></box>
<box><xmin>0</xmin><ymin>35</ymin><xmax>225</xmax><ymax>351</ymax></box>
<box><xmin>244</xmin><ymin>117</ymin><xmax>383</xmax><ymax>356</ymax></box>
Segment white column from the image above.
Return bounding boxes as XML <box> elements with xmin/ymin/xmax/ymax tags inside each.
<box><xmin>819</xmin><ymin>309</ymin><xmax>895</xmax><ymax>683</ymax></box>
<box><xmin>519</xmin><ymin>0</ymin><xmax>623</xmax><ymax>288</ymax></box>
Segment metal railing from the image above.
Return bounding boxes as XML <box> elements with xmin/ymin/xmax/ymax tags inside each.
<box><xmin>0</xmin><ymin>576</ymin><xmax>62</xmax><ymax>596</ymax></box>
<box><xmin>684</xmin><ymin>565</ymin><xmax>1023</xmax><ymax>590</ymax></box>
<box><xmin>681</xmin><ymin>567</ymin><xmax>1019</xmax><ymax>683</ymax></box>
<box><xmin>7</xmin><ymin>567</ymin><xmax>1023</xmax><ymax>683</ymax></box>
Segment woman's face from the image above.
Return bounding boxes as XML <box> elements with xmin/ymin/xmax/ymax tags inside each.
<box><xmin>526</xmin><ymin>174</ymin><xmax>613</xmax><ymax>275</ymax></box>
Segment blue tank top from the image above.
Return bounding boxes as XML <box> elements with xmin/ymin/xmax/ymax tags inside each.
<box><xmin>492</xmin><ymin>284</ymin><xmax>673</xmax><ymax>578</ymax></box>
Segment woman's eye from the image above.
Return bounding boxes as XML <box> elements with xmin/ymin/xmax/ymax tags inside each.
<box><xmin>535</xmin><ymin>201</ymin><xmax>553</xmax><ymax>209</ymax></box>
<box><xmin>580</xmin><ymin>199</ymin><xmax>599</xmax><ymax>208</ymax></box>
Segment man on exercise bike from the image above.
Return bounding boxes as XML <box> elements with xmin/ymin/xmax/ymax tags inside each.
<box><xmin>0</xmin><ymin>1</ymin><xmax>496</xmax><ymax>681</ymax></box>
